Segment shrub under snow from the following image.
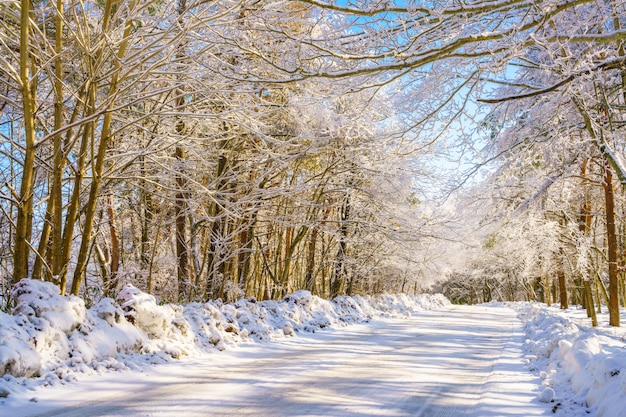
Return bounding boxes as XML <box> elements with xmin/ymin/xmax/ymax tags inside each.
<box><xmin>516</xmin><ymin>303</ymin><xmax>626</xmax><ymax>417</ymax></box>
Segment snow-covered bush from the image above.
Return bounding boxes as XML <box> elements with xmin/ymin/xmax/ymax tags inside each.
<box><xmin>71</xmin><ymin>298</ymin><xmax>144</xmax><ymax>365</ymax></box>
<box><xmin>12</xmin><ymin>279</ymin><xmax>85</xmax><ymax>336</ymax></box>
<box><xmin>516</xmin><ymin>303</ymin><xmax>626</xmax><ymax>417</ymax></box>
<box><xmin>0</xmin><ymin>313</ymin><xmax>41</xmax><ymax>378</ymax></box>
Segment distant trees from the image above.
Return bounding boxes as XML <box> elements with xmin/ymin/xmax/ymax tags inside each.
<box><xmin>479</xmin><ymin>1</ymin><xmax>626</xmax><ymax>326</ymax></box>
<box><xmin>439</xmin><ymin>32</ymin><xmax>626</xmax><ymax>324</ymax></box>
<box><xmin>285</xmin><ymin>0</ymin><xmax>626</xmax><ymax>326</ymax></box>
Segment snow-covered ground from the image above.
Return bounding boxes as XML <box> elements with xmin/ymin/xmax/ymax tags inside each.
<box><xmin>0</xmin><ymin>280</ymin><xmax>449</xmax><ymax>409</ymax></box>
<box><xmin>0</xmin><ymin>279</ymin><xmax>625</xmax><ymax>416</ymax></box>
<box><xmin>3</xmin><ymin>300</ymin><xmax>544</xmax><ymax>417</ymax></box>
<box><xmin>512</xmin><ymin>302</ymin><xmax>626</xmax><ymax>417</ymax></box>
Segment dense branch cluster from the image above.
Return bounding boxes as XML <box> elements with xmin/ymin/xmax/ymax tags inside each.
<box><xmin>0</xmin><ymin>0</ymin><xmax>445</xmax><ymax>307</ymax></box>
<box><xmin>412</xmin><ymin>0</ymin><xmax>626</xmax><ymax>325</ymax></box>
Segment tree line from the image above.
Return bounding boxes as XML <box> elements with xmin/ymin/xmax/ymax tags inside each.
<box><xmin>0</xmin><ymin>0</ymin><xmax>442</xmax><ymax>308</ymax></box>
<box><xmin>286</xmin><ymin>0</ymin><xmax>626</xmax><ymax>327</ymax></box>
<box><xmin>423</xmin><ymin>0</ymin><xmax>626</xmax><ymax>327</ymax></box>
<box><xmin>2</xmin><ymin>0</ymin><xmax>626</xmax><ymax>328</ymax></box>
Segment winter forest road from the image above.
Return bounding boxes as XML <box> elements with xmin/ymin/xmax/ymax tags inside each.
<box><xmin>13</xmin><ymin>305</ymin><xmax>548</xmax><ymax>417</ymax></box>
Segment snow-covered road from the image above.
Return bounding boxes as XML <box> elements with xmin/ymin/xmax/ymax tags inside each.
<box><xmin>8</xmin><ymin>305</ymin><xmax>547</xmax><ymax>417</ymax></box>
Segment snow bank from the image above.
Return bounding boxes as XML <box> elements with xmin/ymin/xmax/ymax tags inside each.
<box><xmin>516</xmin><ymin>303</ymin><xmax>626</xmax><ymax>417</ymax></box>
<box><xmin>0</xmin><ymin>279</ymin><xmax>449</xmax><ymax>398</ymax></box>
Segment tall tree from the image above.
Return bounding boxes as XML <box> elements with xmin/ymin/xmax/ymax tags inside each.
<box><xmin>12</xmin><ymin>0</ymin><xmax>37</xmax><ymax>283</ymax></box>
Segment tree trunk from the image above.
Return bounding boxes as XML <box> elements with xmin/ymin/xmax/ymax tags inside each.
<box><xmin>33</xmin><ymin>0</ymin><xmax>65</xmax><ymax>282</ymax></box>
<box><xmin>557</xmin><ymin>249</ymin><xmax>568</xmax><ymax>309</ymax></box>
<box><xmin>583</xmin><ymin>280</ymin><xmax>598</xmax><ymax>326</ymax></box>
<box><xmin>205</xmin><ymin>149</ymin><xmax>228</xmax><ymax>299</ymax></box>
<box><xmin>105</xmin><ymin>195</ymin><xmax>121</xmax><ymax>296</ymax></box>
<box><xmin>174</xmin><ymin>145</ymin><xmax>190</xmax><ymax>301</ymax></box>
<box><xmin>579</xmin><ymin>158</ymin><xmax>597</xmax><ymax>326</ymax></box>
<box><xmin>331</xmin><ymin>195</ymin><xmax>351</xmax><ymax>298</ymax></box>
<box><xmin>543</xmin><ymin>274</ymin><xmax>552</xmax><ymax>305</ymax></box>
<box><xmin>57</xmin><ymin>87</ymin><xmax>93</xmax><ymax>294</ymax></box>
<box><xmin>238</xmin><ymin>214</ymin><xmax>257</xmax><ymax>296</ymax></box>
<box><xmin>612</xmin><ymin>4</ymin><xmax>626</xmax><ymax>305</ymax></box>
<box><xmin>13</xmin><ymin>0</ymin><xmax>37</xmax><ymax>283</ymax></box>
<box><xmin>173</xmin><ymin>0</ymin><xmax>191</xmax><ymax>302</ymax></box>
<box><xmin>140</xmin><ymin>153</ymin><xmax>154</xmax><ymax>271</ymax></box>
<box><xmin>304</xmin><ymin>227</ymin><xmax>318</xmax><ymax>292</ymax></box>
<box><xmin>70</xmin><ymin>0</ymin><xmax>137</xmax><ymax>295</ymax></box>
<box><xmin>603</xmin><ymin>155</ymin><xmax>621</xmax><ymax>326</ymax></box>
<box><xmin>70</xmin><ymin>123</ymin><xmax>110</xmax><ymax>295</ymax></box>
<box><xmin>280</xmin><ymin>225</ymin><xmax>293</xmax><ymax>294</ymax></box>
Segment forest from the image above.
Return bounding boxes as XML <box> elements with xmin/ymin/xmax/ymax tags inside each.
<box><xmin>1</xmin><ymin>0</ymin><xmax>625</xmax><ymax>327</ymax></box>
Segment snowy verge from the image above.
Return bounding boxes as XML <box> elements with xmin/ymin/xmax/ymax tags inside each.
<box><xmin>513</xmin><ymin>303</ymin><xmax>626</xmax><ymax>417</ymax></box>
<box><xmin>0</xmin><ymin>279</ymin><xmax>450</xmax><ymax>399</ymax></box>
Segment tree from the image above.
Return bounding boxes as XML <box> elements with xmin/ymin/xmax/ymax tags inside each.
<box><xmin>14</xmin><ymin>0</ymin><xmax>622</xmax><ymax>310</ymax></box>
<box><xmin>12</xmin><ymin>0</ymin><xmax>37</xmax><ymax>283</ymax></box>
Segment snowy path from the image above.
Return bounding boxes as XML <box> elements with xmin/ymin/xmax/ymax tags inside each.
<box><xmin>7</xmin><ymin>305</ymin><xmax>547</xmax><ymax>417</ymax></box>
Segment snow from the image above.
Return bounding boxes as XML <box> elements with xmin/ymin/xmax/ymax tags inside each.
<box><xmin>0</xmin><ymin>280</ymin><xmax>448</xmax><ymax>405</ymax></box>
<box><xmin>0</xmin><ymin>279</ymin><xmax>625</xmax><ymax>417</ymax></box>
<box><xmin>537</xmin><ymin>387</ymin><xmax>556</xmax><ymax>403</ymax></box>
<box><xmin>514</xmin><ymin>302</ymin><xmax>626</xmax><ymax>417</ymax></box>
<box><xmin>3</xmin><ymin>303</ymin><xmax>543</xmax><ymax>417</ymax></box>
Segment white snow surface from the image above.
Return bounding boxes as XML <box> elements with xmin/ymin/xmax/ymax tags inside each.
<box><xmin>0</xmin><ymin>280</ymin><xmax>447</xmax><ymax>399</ymax></box>
<box><xmin>0</xmin><ymin>279</ymin><xmax>624</xmax><ymax>417</ymax></box>
<box><xmin>513</xmin><ymin>302</ymin><xmax>626</xmax><ymax>417</ymax></box>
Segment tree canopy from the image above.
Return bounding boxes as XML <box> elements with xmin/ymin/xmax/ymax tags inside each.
<box><xmin>1</xmin><ymin>0</ymin><xmax>625</xmax><ymax>326</ymax></box>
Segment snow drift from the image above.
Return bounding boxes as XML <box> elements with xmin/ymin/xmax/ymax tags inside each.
<box><xmin>517</xmin><ymin>303</ymin><xmax>626</xmax><ymax>417</ymax></box>
<box><xmin>0</xmin><ymin>279</ymin><xmax>449</xmax><ymax>397</ymax></box>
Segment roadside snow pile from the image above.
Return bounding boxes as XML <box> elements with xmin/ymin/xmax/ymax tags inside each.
<box><xmin>516</xmin><ymin>303</ymin><xmax>626</xmax><ymax>417</ymax></box>
<box><xmin>0</xmin><ymin>279</ymin><xmax>449</xmax><ymax>398</ymax></box>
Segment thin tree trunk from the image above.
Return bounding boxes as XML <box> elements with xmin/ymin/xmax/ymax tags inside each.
<box><xmin>612</xmin><ymin>6</ymin><xmax>626</xmax><ymax>314</ymax></box>
<box><xmin>146</xmin><ymin>205</ymin><xmax>168</xmax><ymax>295</ymax></box>
<box><xmin>33</xmin><ymin>0</ymin><xmax>66</xmax><ymax>282</ymax></box>
<box><xmin>579</xmin><ymin>158</ymin><xmax>597</xmax><ymax>326</ymax></box>
<box><xmin>205</xmin><ymin>146</ymin><xmax>228</xmax><ymax>300</ymax></box>
<box><xmin>140</xmin><ymin>153</ymin><xmax>154</xmax><ymax>271</ymax></box>
<box><xmin>238</xmin><ymin>212</ymin><xmax>257</xmax><ymax>296</ymax></box>
<box><xmin>583</xmin><ymin>280</ymin><xmax>598</xmax><ymax>326</ymax></box>
<box><xmin>603</xmin><ymin>155</ymin><xmax>621</xmax><ymax>326</ymax></box>
<box><xmin>622</xmin><ymin>273</ymin><xmax>626</xmax><ymax>309</ymax></box>
<box><xmin>543</xmin><ymin>274</ymin><xmax>552</xmax><ymax>306</ymax></box>
<box><xmin>557</xmin><ymin>248</ymin><xmax>568</xmax><ymax>309</ymax></box>
<box><xmin>58</xmin><ymin>86</ymin><xmax>94</xmax><ymax>295</ymax></box>
<box><xmin>595</xmin><ymin>270</ymin><xmax>610</xmax><ymax>307</ymax></box>
<box><xmin>71</xmin><ymin>0</ymin><xmax>137</xmax><ymax>295</ymax></box>
<box><xmin>304</xmin><ymin>227</ymin><xmax>318</xmax><ymax>292</ymax></box>
<box><xmin>331</xmin><ymin>195</ymin><xmax>351</xmax><ymax>298</ymax></box>
<box><xmin>173</xmin><ymin>0</ymin><xmax>191</xmax><ymax>302</ymax></box>
<box><xmin>13</xmin><ymin>0</ymin><xmax>37</xmax><ymax>283</ymax></box>
<box><xmin>174</xmin><ymin>145</ymin><xmax>190</xmax><ymax>301</ymax></box>
<box><xmin>106</xmin><ymin>195</ymin><xmax>120</xmax><ymax>296</ymax></box>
